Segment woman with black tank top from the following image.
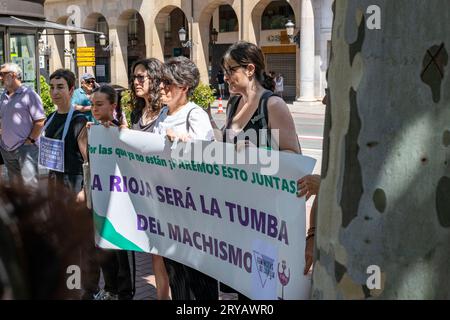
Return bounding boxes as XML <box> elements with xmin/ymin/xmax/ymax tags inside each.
<box><xmin>220</xmin><ymin>41</ymin><xmax>310</xmax><ymax>299</ymax></box>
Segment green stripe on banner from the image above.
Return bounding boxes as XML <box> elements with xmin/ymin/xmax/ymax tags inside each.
<box><xmin>93</xmin><ymin>210</ymin><xmax>145</xmax><ymax>252</ymax></box>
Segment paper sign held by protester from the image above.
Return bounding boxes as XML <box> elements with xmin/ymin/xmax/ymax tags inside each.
<box><xmin>88</xmin><ymin>126</ymin><xmax>315</xmax><ymax>300</ymax></box>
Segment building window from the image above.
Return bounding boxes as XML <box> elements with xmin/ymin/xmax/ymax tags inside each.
<box><xmin>0</xmin><ymin>31</ymin><xmax>4</xmax><ymax>65</ymax></box>
<box><xmin>262</xmin><ymin>0</ymin><xmax>295</xmax><ymax>30</ymax></box>
<box><xmin>96</xmin><ymin>17</ymin><xmax>108</xmax><ymax>43</ymax></box>
<box><xmin>128</xmin><ymin>12</ymin><xmax>138</xmax><ymax>42</ymax></box>
<box><xmin>219</xmin><ymin>5</ymin><xmax>238</xmax><ymax>33</ymax></box>
<box><xmin>10</xmin><ymin>34</ymin><xmax>37</xmax><ymax>90</ymax></box>
<box><xmin>95</xmin><ymin>57</ymin><xmax>110</xmax><ymax>83</ymax></box>
<box><xmin>165</xmin><ymin>15</ymin><xmax>172</xmax><ymax>40</ymax></box>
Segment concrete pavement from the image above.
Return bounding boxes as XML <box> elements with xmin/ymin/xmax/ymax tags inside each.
<box><xmin>209</xmin><ymin>98</ymin><xmax>326</xmax><ymax>116</ymax></box>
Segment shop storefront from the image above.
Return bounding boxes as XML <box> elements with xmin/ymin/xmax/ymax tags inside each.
<box><xmin>1</xmin><ymin>0</ymin><xmax>101</xmax><ymax>94</ymax></box>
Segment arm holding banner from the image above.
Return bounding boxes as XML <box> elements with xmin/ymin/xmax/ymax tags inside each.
<box><xmin>297</xmin><ymin>174</ymin><xmax>320</xmax><ymax>275</ymax></box>
<box><xmin>304</xmin><ymin>197</ymin><xmax>317</xmax><ymax>275</ymax></box>
<box><xmin>76</xmin><ymin>126</ymin><xmax>88</xmax><ymax>204</ymax></box>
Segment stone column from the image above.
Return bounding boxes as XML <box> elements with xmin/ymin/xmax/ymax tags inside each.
<box><xmin>298</xmin><ymin>0</ymin><xmax>316</xmax><ymax>101</ymax></box>
<box><xmin>108</xmin><ymin>25</ymin><xmax>128</xmax><ymax>87</ymax></box>
<box><xmin>191</xmin><ymin>19</ymin><xmax>209</xmax><ymax>85</ymax></box>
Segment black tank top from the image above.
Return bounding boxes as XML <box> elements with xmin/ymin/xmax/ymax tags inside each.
<box><xmin>222</xmin><ymin>91</ymin><xmax>276</xmax><ymax>149</ymax></box>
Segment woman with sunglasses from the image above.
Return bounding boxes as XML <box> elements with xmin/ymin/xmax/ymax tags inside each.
<box><xmin>128</xmin><ymin>58</ymin><xmax>171</xmax><ymax>300</ymax></box>
<box><xmin>220</xmin><ymin>41</ymin><xmax>314</xmax><ymax>299</ymax></box>
<box><xmin>155</xmin><ymin>56</ymin><xmax>216</xmax><ymax>300</ymax></box>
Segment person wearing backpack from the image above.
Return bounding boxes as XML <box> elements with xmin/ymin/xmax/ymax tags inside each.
<box><xmin>220</xmin><ymin>41</ymin><xmax>305</xmax><ymax>299</ymax></box>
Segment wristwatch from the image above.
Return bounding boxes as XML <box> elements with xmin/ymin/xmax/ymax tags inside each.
<box><xmin>27</xmin><ymin>137</ymin><xmax>36</xmax><ymax>144</ymax></box>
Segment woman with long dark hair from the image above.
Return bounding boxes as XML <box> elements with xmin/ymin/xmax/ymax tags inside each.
<box><xmin>220</xmin><ymin>41</ymin><xmax>310</xmax><ymax>299</ymax></box>
<box><xmin>128</xmin><ymin>58</ymin><xmax>171</xmax><ymax>300</ymax></box>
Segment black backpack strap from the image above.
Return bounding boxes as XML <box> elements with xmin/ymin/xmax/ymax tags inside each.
<box><xmin>226</xmin><ymin>95</ymin><xmax>241</xmax><ymax>120</ymax></box>
<box><xmin>222</xmin><ymin>95</ymin><xmax>242</xmax><ymax>142</ymax></box>
<box><xmin>250</xmin><ymin>91</ymin><xmax>274</xmax><ymax>149</ymax></box>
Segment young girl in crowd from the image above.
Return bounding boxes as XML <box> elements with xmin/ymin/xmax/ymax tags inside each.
<box><xmin>88</xmin><ymin>85</ymin><xmax>134</xmax><ymax>300</ymax></box>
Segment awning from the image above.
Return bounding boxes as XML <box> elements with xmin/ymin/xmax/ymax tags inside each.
<box><xmin>0</xmin><ymin>16</ymin><xmax>103</xmax><ymax>35</ymax></box>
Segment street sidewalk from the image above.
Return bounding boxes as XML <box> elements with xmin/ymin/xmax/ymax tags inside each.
<box><xmin>209</xmin><ymin>98</ymin><xmax>326</xmax><ymax>116</ymax></box>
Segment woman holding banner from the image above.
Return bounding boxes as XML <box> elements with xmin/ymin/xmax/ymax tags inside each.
<box><xmin>220</xmin><ymin>41</ymin><xmax>315</xmax><ymax>298</ymax></box>
<box><xmin>128</xmin><ymin>58</ymin><xmax>171</xmax><ymax>300</ymax></box>
<box><xmin>155</xmin><ymin>56</ymin><xmax>217</xmax><ymax>300</ymax></box>
<box><xmin>41</xmin><ymin>69</ymin><xmax>100</xmax><ymax>300</ymax></box>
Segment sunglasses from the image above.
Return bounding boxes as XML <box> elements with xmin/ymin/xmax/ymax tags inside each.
<box><xmin>85</xmin><ymin>79</ymin><xmax>95</xmax><ymax>84</ymax></box>
<box><xmin>222</xmin><ymin>64</ymin><xmax>242</xmax><ymax>76</ymax></box>
<box><xmin>132</xmin><ymin>75</ymin><xmax>150</xmax><ymax>83</ymax></box>
<box><xmin>0</xmin><ymin>71</ymin><xmax>12</xmax><ymax>77</ymax></box>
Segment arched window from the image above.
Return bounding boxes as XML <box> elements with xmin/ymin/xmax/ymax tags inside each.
<box><xmin>219</xmin><ymin>5</ymin><xmax>238</xmax><ymax>33</ymax></box>
<box><xmin>95</xmin><ymin>17</ymin><xmax>108</xmax><ymax>39</ymax></box>
<box><xmin>261</xmin><ymin>0</ymin><xmax>295</xmax><ymax>30</ymax></box>
<box><xmin>128</xmin><ymin>12</ymin><xmax>138</xmax><ymax>41</ymax></box>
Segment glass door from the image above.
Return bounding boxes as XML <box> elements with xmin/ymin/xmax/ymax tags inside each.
<box><xmin>10</xmin><ymin>33</ymin><xmax>37</xmax><ymax>90</ymax></box>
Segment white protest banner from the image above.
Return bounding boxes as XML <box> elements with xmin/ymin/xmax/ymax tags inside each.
<box><xmin>88</xmin><ymin>126</ymin><xmax>315</xmax><ymax>300</ymax></box>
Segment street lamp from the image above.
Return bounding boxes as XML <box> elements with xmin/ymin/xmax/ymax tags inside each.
<box><xmin>178</xmin><ymin>27</ymin><xmax>192</xmax><ymax>48</ymax></box>
<box><xmin>63</xmin><ymin>36</ymin><xmax>76</xmax><ymax>73</ymax></box>
<box><xmin>69</xmin><ymin>37</ymin><xmax>75</xmax><ymax>50</ymax></box>
<box><xmin>99</xmin><ymin>33</ymin><xmax>107</xmax><ymax>46</ymax></box>
<box><xmin>64</xmin><ymin>36</ymin><xmax>75</xmax><ymax>55</ymax></box>
<box><xmin>285</xmin><ymin>20</ymin><xmax>300</xmax><ymax>47</ymax></box>
<box><xmin>210</xmin><ymin>28</ymin><xmax>218</xmax><ymax>45</ymax></box>
<box><xmin>99</xmin><ymin>33</ymin><xmax>113</xmax><ymax>53</ymax></box>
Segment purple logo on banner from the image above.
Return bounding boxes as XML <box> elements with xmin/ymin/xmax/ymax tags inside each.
<box><xmin>253</xmin><ymin>251</ymin><xmax>275</xmax><ymax>288</ymax></box>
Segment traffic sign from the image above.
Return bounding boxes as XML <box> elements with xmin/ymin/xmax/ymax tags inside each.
<box><xmin>76</xmin><ymin>46</ymin><xmax>96</xmax><ymax>67</ymax></box>
<box><xmin>76</xmin><ymin>47</ymin><xmax>95</xmax><ymax>52</ymax></box>
<box><xmin>77</xmin><ymin>57</ymin><xmax>96</xmax><ymax>62</ymax></box>
<box><xmin>77</xmin><ymin>52</ymin><xmax>95</xmax><ymax>57</ymax></box>
<box><xmin>77</xmin><ymin>61</ymin><xmax>96</xmax><ymax>67</ymax></box>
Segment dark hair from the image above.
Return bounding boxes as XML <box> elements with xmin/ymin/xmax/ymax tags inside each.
<box><xmin>0</xmin><ymin>184</ymin><xmax>93</xmax><ymax>299</ymax></box>
<box><xmin>92</xmin><ymin>85</ymin><xmax>124</xmax><ymax>124</ymax></box>
<box><xmin>130</xmin><ymin>58</ymin><xmax>165</xmax><ymax>113</ymax></box>
<box><xmin>163</xmin><ymin>56</ymin><xmax>200</xmax><ymax>97</ymax></box>
<box><xmin>49</xmin><ymin>69</ymin><xmax>76</xmax><ymax>91</ymax></box>
<box><xmin>221</xmin><ymin>41</ymin><xmax>273</xmax><ymax>91</ymax></box>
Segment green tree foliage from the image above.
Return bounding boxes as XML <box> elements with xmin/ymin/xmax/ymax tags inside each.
<box><xmin>40</xmin><ymin>76</ymin><xmax>55</xmax><ymax>116</ymax></box>
<box><xmin>120</xmin><ymin>89</ymin><xmax>132</xmax><ymax>126</ymax></box>
<box><xmin>190</xmin><ymin>83</ymin><xmax>216</xmax><ymax>110</ymax></box>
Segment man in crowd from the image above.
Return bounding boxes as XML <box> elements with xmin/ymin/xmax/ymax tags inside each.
<box><xmin>72</xmin><ymin>73</ymin><xmax>98</xmax><ymax>122</ymax></box>
<box><xmin>0</xmin><ymin>63</ymin><xmax>45</xmax><ymax>187</ymax></box>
